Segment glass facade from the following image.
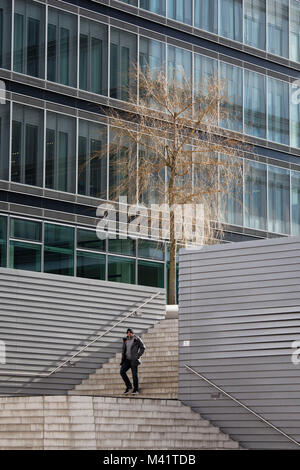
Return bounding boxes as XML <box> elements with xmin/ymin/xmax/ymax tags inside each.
<box><xmin>167</xmin><ymin>0</ymin><xmax>192</xmax><ymax>25</ymax></box>
<box><xmin>0</xmin><ymin>1</ymin><xmax>298</xmax><ymax>150</ymax></box>
<box><xmin>267</xmin><ymin>0</ymin><xmax>289</xmax><ymax>58</ymax></box>
<box><xmin>290</xmin><ymin>0</ymin><xmax>300</xmax><ymax>63</ymax></box>
<box><xmin>244</xmin><ymin>161</ymin><xmax>267</xmax><ymax>231</ymax></box>
<box><xmin>110</xmin><ymin>28</ymin><xmax>137</xmax><ymax>101</ymax></box>
<box><xmin>14</xmin><ymin>0</ymin><xmax>45</xmax><ymax>78</ymax></box>
<box><xmin>220</xmin><ymin>62</ymin><xmax>243</xmax><ymax>132</ymax></box>
<box><xmin>291</xmin><ymin>170</ymin><xmax>300</xmax><ymax>235</ymax></box>
<box><xmin>244</xmin><ymin>70</ymin><xmax>266</xmax><ymax>139</ymax></box>
<box><xmin>220</xmin><ymin>0</ymin><xmax>243</xmax><ymax>42</ymax></box>
<box><xmin>118</xmin><ymin>0</ymin><xmax>300</xmax><ymax>63</ymax></box>
<box><xmin>78</xmin><ymin>120</ymin><xmax>107</xmax><ymax>198</ymax></box>
<box><xmin>244</xmin><ymin>0</ymin><xmax>266</xmax><ymax>50</ymax></box>
<box><xmin>268</xmin><ymin>165</ymin><xmax>290</xmax><ymax>234</ymax></box>
<box><xmin>140</xmin><ymin>0</ymin><xmax>166</xmax><ymax>16</ymax></box>
<box><xmin>194</xmin><ymin>0</ymin><xmax>218</xmax><ymax>34</ymax></box>
<box><xmin>167</xmin><ymin>44</ymin><xmax>192</xmax><ymax>85</ymax></box>
<box><xmin>44</xmin><ymin>223</ymin><xmax>74</xmax><ymax>276</ymax></box>
<box><xmin>77</xmin><ymin>251</ymin><xmax>105</xmax><ymax>280</ymax></box>
<box><xmin>0</xmin><ymin>102</ymin><xmax>10</xmax><ymax>181</ymax></box>
<box><xmin>0</xmin><ymin>215</ymin><xmax>7</xmax><ymax>267</ymax></box>
<box><xmin>138</xmin><ymin>260</ymin><xmax>164</xmax><ymax>288</ymax></box>
<box><xmin>47</xmin><ymin>8</ymin><xmax>77</xmax><ymax>87</ymax></box>
<box><xmin>0</xmin><ymin>214</ymin><xmax>166</xmax><ymax>286</ymax></box>
<box><xmin>46</xmin><ymin>112</ymin><xmax>76</xmax><ymax>193</ymax></box>
<box><xmin>268</xmin><ymin>77</ymin><xmax>289</xmax><ymax>145</ymax></box>
<box><xmin>11</xmin><ymin>103</ymin><xmax>44</xmax><ymax>187</ymax></box>
<box><xmin>108</xmin><ymin>255</ymin><xmax>135</xmax><ymax>284</ymax></box>
<box><xmin>0</xmin><ymin>0</ymin><xmax>299</xmax><ymax>291</ymax></box>
<box><xmin>9</xmin><ymin>240</ymin><xmax>41</xmax><ymax>271</ymax></box>
<box><xmin>80</xmin><ymin>18</ymin><xmax>108</xmax><ymax>96</ymax></box>
<box><xmin>0</xmin><ymin>0</ymin><xmax>11</xmax><ymax>70</ymax></box>
<box><xmin>219</xmin><ymin>156</ymin><xmax>244</xmax><ymax>227</ymax></box>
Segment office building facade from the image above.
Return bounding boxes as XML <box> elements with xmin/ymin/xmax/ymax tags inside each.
<box><xmin>0</xmin><ymin>0</ymin><xmax>299</xmax><ymax>291</ymax></box>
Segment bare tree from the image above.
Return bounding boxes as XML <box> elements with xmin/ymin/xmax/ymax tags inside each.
<box><xmin>85</xmin><ymin>65</ymin><xmax>251</xmax><ymax>304</ymax></box>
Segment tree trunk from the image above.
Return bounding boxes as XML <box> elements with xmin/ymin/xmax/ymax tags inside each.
<box><xmin>168</xmin><ymin>208</ymin><xmax>177</xmax><ymax>305</ymax></box>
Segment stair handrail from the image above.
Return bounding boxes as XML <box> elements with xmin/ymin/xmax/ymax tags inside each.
<box><xmin>184</xmin><ymin>364</ymin><xmax>300</xmax><ymax>448</ymax></box>
<box><xmin>0</xmin><ymin>291</ymin><xmax>161</xmax><ymax>378</ymax></box>
<box><xmin>47</xmin><ymin>291</ymin><xmax>161</xmax><ymax>377</ymax></box>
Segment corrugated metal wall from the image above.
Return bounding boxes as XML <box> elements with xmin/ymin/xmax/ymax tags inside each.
<box><xmin>0</xmin><ymin>268</ymin><xmax>166</xmax><ymax>395</ymax></box>
<box><xmin>178</xmin><ymin>236</ymin><xmax>300</xmax><ymax>450</ymax></box>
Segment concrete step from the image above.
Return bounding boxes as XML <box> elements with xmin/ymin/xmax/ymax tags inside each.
<box><xmin>76</xmin><ymin>377</ymin><xmax>178</xmax><ymax>387</ymax></box>
<box><xmin>0</xmin><ymin>395</ymin><xmax>240</xmax><ymax>450</ymax></box>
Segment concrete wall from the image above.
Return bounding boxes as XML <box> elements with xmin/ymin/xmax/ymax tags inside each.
<box><xmin>178</xmin><ymin>236</ymin><xmax>300</xmax><ymax>450</ymax></box>
<box><xmin>0</xmin><ymin>268</ymin><xmax>165</xmax><ymax>395</ymax></box>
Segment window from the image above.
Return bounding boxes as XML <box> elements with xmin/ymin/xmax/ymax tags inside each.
<box><xmin>46</xmin><ymin>112</ymin><xmax>76</xmax><ymax>193</ymax></box>
<box><xmin>0</xmin><ymin>0</ymin><xmax>11</xmax><ymax>69</ymax></box>
<box><xmin>290</xmin><ymin>0</ymin><xmax>300</xmax><ymax>63</ymax></box>
<box><xmin>109</xmin><ymin>130</ymin><xmax>137</xmax><ymax>204</ymax></box>
<box><xmin>77</xmin><ymin>228</ymin><xmax>106</xmax><ymax>252</ymax></box>
<box><xmin>47</xmin><ymin>8</ymin><xmax>77</xmax><ymax>87</ymax></box>
<box><xmin>0</xmin><ymin>216</ymin><xmax>7</xmax><ymax>267</ymax></box>
<box><xmin>14</xmin><ymin>0</ymin><xmax>45</xmax><ymax>78</ymax></box>
<box><xmin>139</xmin><ymin>36</ymin><xmax>165</xmax><ymax>76</ymax></box>
<box><xmin>138</xmin><ymin>138</ymin><xmax>165</xmax><ymax>206</ymax></box>
<box><xmin>44</xmin><ymin>223</ymin><xmax>74</xmax><ymax>276</ymax></box>
<box><xmin>119</xmin><ymin>0</ymin><xmax>138</xmax><ymax>5</ymax></box>
<box><xmin>291</xmin><ymin>171</ymin><xmax>300</xmax><ymax>235</ymax></box>
<box><xmin>291</xmin><ymin>83</ymin><xmax>300</xmax><ymax>149</ymax></box>
<box><xmin>220</xmin><ymin>62</ymin><xmax>243</xmax><ymax>132</ymax></box>
<box><xmin>110</xmin><ymin>28</ymin><xmax>137</xmax><ymax>101</ymax></box>
<box><xmin>220</xmin><ymin>0</ymin><xmax>243</xmax><ymax>42</ymax></box>
<box><xmin>268</xmin><ymin>165</ymin><xmax>290</xmax><ymax>234</ymax></box>
<box><xmin>79</xmin><ymin>18</ymin><xmax>108</xmax><ymax>95</ymax></box>
<box><xmin>138</xmin><ymin>260</ymin><xmax>164</xmax><ymax>288</ymax></box>
<box><xmin>268</xmin><ymin>77</ymin><xmax>289</xmax><ymax>145</ymax></box>
<box><xmin>10</xmin><ymin>218</ymin><xmax>41</xmax><ymax>242</ymax></box>
<box><xmin>167</xmin><ymin>45</ymin><xmax>192</xmax><ymax>86</ymax></box>
<box><xmin>267</xmin><ymin>0</ymin><xmax>288</xmax><ymax>58</ymax></box>
<box><xmin>244</xmin><ymin>70</ymin><xmax>266</xmax><ymax>139</ymax></box>
<box><xmin>77</xmin><ymin>251</ymin><xmax>105</xmax><ymax>280</ymax></box>
<box><xmin>167</xmin><ymin>0</ymin><xmax>192</xmax><ymax>25</ymax></box>
<box><xmin>244</xmin><ymin>0</ymin><xmax>266</xmax><ymax>50</ymax></box>
<box><xmin>244</xmin><ymin>160</ymin><xmax>267</xmax><ymax>230</ymax></box>
<box><xmin>140</xmin><ymin>0</ymin><xmax>166</xmax><ymax>16</ymax></box>
<box><xmin>218</xmin><ymin>155</ymin><xmax>243</xmax><ymax>226</ymax></box>
<box><xmin>78</xmin><ymin>120</ymin><xmax>107</xmax><ymax>198</ymax></box>
<box><xmin>138</xmin><ymin>239</ymin><xmax>165</xmax><ymax>261</ymax></box>
<box><xmin>108</xmin><ymin>255</ymin><xmax>135</xmax><ymax>284</ymax></box>
<box><xmin>194</xmin><ymin>53</ymin><xmax>218</xmax><ymax>101</ymax></box>
<box><xmin>194</xmin><ymin>0</ymin><xmax>218</xmax><ymax>34</ymax></box>
<box><xmin>109</xmin><ymin>238</ymin><xmax>136</xmax><ymax>257</ymax></box>
<box><xmin>0</xmin><ymin>102</ymin><xmax>10</xmax><ymax>181</ymax></box>
<box><xmin>11</xmin><ymin>103</ymin><xmax>44</xmax><ymax>187</ymax></box>
<box><xmin>9</xmin><ymin>240</ymin><xmax>41</xmax><ymax>271</ymax></box>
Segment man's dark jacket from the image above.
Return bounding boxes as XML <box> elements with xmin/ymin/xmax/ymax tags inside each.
<box><xmin>120</xmin><ymin>335</ymin><xmax>146</xmax><ymax>365</ymax></box>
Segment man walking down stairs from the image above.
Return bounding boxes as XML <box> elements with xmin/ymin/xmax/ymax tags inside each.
<box><xmin>69</xmin><ymin>318</ymin><xmax>178</xmax><ymax>399</ymax></box>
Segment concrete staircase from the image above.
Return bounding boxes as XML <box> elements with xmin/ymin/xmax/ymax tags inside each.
<box><xmin>68</xmin><ymin>318</ymin><xmax>179</xmax><ymax>399</ymax></box>
<box><xmin>0</xmin><ymin>395</ymin><xmax>240</xmax><ymax>449</ymax></box>
<box><xmin>0</xmin><ymin>316</ymin><xmax>241</xmax><ymax>449</ymax></box>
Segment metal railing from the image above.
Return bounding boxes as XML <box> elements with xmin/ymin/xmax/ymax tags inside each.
<box><xmin>0</xmin><ymin>291</ymin><xmax>161</xmax><ymax>378</ymax></box>
<box><xmin>184</xmin><ymin>364</ymin><xmax>300</xmax><ymax>448</ymax></box>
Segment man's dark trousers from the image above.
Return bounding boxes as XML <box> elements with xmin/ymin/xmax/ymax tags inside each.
<box><xmin>120</xmin><ymin>359</ymin><xmax>139</xmax><ymax>390</ymax></box>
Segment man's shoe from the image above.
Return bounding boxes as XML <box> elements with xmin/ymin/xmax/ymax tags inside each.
<box><xmin>132</xmin><ymin>389</ymin><xmax>139</xmax><ymax>395</ymax></box>
<box><xmin>124</xmin><ymin>387</ymin><xmax>132</xmax><ymax>394</ymax></box>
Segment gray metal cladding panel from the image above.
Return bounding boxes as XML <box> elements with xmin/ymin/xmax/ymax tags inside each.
<box><xmin>0</xmin><ymin>268</ymin><xmax>166</xmax><ymax>395</ymax></box>
<box><xmin>178</xmin><ymin>235</ymin><xmax>300</xmax><ymax>450</ymax></box>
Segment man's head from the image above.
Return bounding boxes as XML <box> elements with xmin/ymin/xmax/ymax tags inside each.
<box><xmin>127</xmin><ymin>328</ymin><xmax>134</xmax><ymax>338</ymax></box>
